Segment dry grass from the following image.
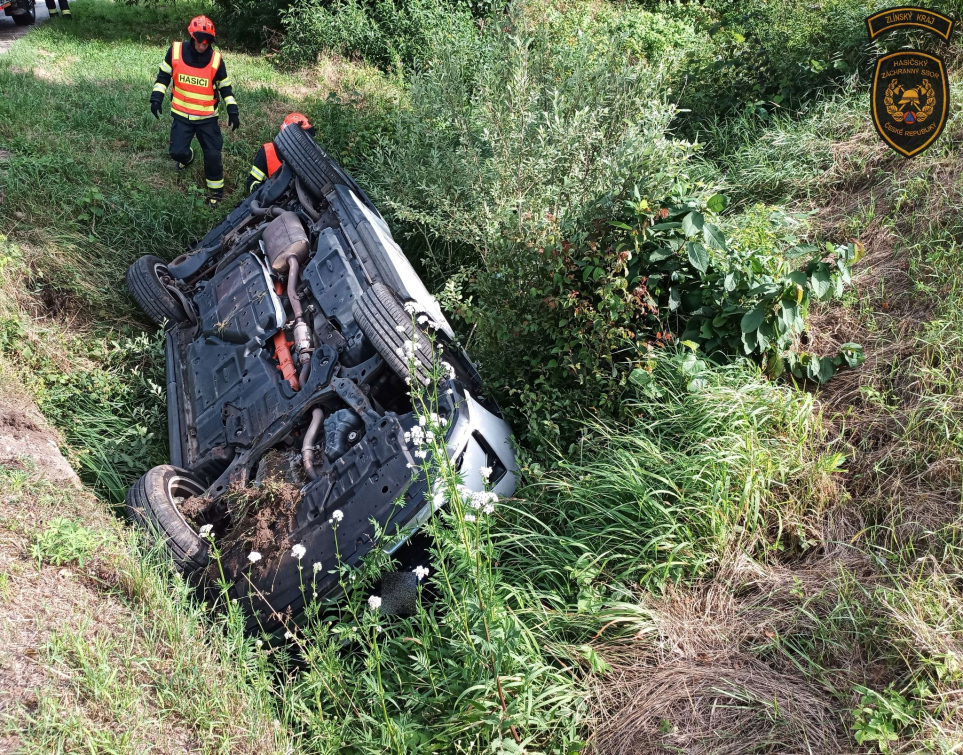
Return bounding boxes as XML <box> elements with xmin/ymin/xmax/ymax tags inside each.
<box><xmin>589</xmin><ymin>552</ymin><xmax>876</xmax><ymax>754</ymax></box>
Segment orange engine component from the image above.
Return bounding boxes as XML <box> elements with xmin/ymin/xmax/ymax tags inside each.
<box><xmin>272</xmin><ymin>280</ymin><xmax>299</xmax><ymax>390</ymax></box>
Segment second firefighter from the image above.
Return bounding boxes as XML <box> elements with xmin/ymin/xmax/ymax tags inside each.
<box><xmin>150</xmin><ymin>15</ymin><xmax>239</xmax><ymax>207</ymax></box>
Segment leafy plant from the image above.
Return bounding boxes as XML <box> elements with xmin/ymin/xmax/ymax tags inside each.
<box><xmin>852</xmin><ymin>684</ymin><xmax>921</xmax><ymax>752</ymax></box>
<box><xmin>31</xmin><ymin>517</ymin><xmax>109</xmax><ymax>567</ymax></box>
<box><xmin>619</xmin><ymin>185</ymin><xmax>866</xmax><ymax>382</ymax></box>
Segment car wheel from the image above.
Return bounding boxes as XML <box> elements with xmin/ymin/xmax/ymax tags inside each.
<box><xmin>126</xmin><ymin>465</ymin><xmax>209</xmax><ymax>574</ymax></box>
<box><xmin>353</xmin><ymin>283</ymin><xmax>436</xmax><ymax>386</ymax></box>
<box><xmin>13</xmin><ymin>0</ymin><xmax>35</xmax><ymax>24</ymax></box>
<box><xmin>272</xmin><ymin>124</ymin><xmax>382</xmax><ymax>217</ymax></box>
<box><xmin>126</xmin><ymin>255</ymin><xmax>191</xmax><ymax>327</ymax></box>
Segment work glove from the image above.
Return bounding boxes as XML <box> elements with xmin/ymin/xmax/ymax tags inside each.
<box><xmin>228</xmin><ymin>106</ymin><xmax>240</xmax><ymax>132</ymax></box>
<box><xmin>150</xmin><ymin>93</ymin><xmax>162</xmax><ymax>120</ymax></box>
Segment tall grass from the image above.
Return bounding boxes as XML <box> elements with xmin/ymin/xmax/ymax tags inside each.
<box><xmin>498</xmin><ymin>353</ymin><xmax>841</xmax><ymax>603</ymax></box>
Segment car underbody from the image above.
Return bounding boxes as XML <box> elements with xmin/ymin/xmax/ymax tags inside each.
<box><xmin>125</xmin><ymin>125</ymin><xmax>517</xmax><ymax>634</ymax></box>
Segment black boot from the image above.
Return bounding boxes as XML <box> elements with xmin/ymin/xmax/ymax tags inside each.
<box><xmin>207</xmin><ymin>187</ymin><xmax>224</xmax><ymax>208</ymax></box>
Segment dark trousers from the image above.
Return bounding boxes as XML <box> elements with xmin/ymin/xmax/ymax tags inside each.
<box><xmin>45</xmin><ymin>0</ymin><xmax>69</xmax><ymax>15</ymax></box>
<box><xmin>169</xmin><ymin>115</ymin><xmax>224</xmax><ymax>193</ymax></box>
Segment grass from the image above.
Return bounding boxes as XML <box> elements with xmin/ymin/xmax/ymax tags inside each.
<box><xmin>3</xmin><ymin>0</ymin><xmax>963</xmax><ymax>752</ymax></box>
<box><xmin>0</xmin><ymin>461</ymin><xmax>288</xmax><ymax>753</ymax></box>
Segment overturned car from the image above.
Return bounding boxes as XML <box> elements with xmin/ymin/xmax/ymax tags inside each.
<box><xmin>125</xmin><ymin>125</ymin><xmax>517</xmax><ymax>633</ymax></box>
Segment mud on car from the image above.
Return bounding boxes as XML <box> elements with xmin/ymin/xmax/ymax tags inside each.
<box><xmin>125</xmin><ymin>125</ymin><xmax>517</xmax><ymax>634</ymax></box>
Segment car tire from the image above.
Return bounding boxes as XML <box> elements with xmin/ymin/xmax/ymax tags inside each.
<box><xmin>272</xmin><ymin>125</ymin><xmax>382</xmax><ymax>217</ymax></box>
<box><xmin>13</xmin><ymin>0</ymin><xmax>35</xmax><ymax>24</ymax></box>
<box><xmin>126</xmin><ymin>255</ymin><xmax>190</xmax><ymax>327</ymax></box>
<box><xmin>126</xmin><ymin>465</ymin><xmax>209</xmax><ymax>574</ymax></box>
<box><xmin>353</xmin><ymin>283</ymin><xmax>436</xmax><ymax>386</ymax></box>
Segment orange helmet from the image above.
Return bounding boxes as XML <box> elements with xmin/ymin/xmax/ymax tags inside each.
<box><xmin>281</xmin><ymin>112</ymin><xmax>312</xmax><ymax>131</ymax></box>
<box><xmin>188</xmin><ymin>15</ymin><xmax>216</xmax><ymax>42</ymax></box>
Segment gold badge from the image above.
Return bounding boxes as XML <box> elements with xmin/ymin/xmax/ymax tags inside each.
<box><xmin>871</xmin><ymin>51</ymin><xmax>948</xmax><ymax>157</ymax></box>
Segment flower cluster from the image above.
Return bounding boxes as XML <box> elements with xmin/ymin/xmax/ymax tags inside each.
<box><xmin>416</xmin><ymin>313</ymin><xmax>443</xmax><ymax>330</ymax></box>
<box><xmin>413</xmin><ymin>565</ymin><xmax>430</xmax><ymax>581</ymax></box>
<box><xmin>459</xmin><ymin>484</ymin><xmax>498</xmax><ymax>515</ymax></box>
<box><xmin>291</xmin><ymin>544</ymin><xmax>306</xmax><ymax>561</ymax></box>
<box><xmin>405</xmin><ymin>416</ymin><xmax>442</xmax><ymax>461</ymax></box>
<box><xmin>367</xmin><ymin>595</ymin><xmax>382</xmax><ymax>611</ymax></box>
<box><xmin>329</xmin><ymin>509</ymin><xmax>344</xmax><ymax>525</ymax></box>
<box><xmin>395</xmin><ymin>339</ymin><xmax>416</xmax><ymax>362</ymax></box>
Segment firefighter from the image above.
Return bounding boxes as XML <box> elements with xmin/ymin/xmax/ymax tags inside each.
<box><xmin>149</xmin><ymin>16</ymin><xmax>240</xmax><ymax>207</ymax></box>
<box><xmin>246</xmin><ymin>113</ymin><xmax>316</xmax><ymax>194</ymax></box>
<box><xmin>45</xmin><ymin>0</ymin><xmax>70</xmax><ymax>18</ymax></box>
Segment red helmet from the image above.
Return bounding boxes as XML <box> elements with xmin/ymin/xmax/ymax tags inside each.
<box><xmin>188</xmin><ymin>15</ymin><xmax>216</xmax><ymax>41</ymax></box>
<box><xmin>281</xmin><ymin>112</ymin><xmax>312</xmax><ymax>131</ymax></box>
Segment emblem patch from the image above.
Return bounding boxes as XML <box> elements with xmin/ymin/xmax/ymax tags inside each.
<box><xmin>871</xmin><ymin>51</ymin><xmax>948</xmax><ymax>157</ymax></box>
<box><xmin>866</xmin><ymin>7</ymin><xmax>953</xmax><ymax>40</ymax></box>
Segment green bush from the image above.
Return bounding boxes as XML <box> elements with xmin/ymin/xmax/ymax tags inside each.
<box><xmin>359</xmin><ymin>5</ymin><xmax>861</xmax><ymax>455</ymax></box>
<box><xmin>450</xmin><ymin>183</ymin><xmax>862</xmax><ymax>454</ymax></box>
<box><xmin>676</xmin><ymin>0</ymin><xmax>889</xmax><ymax>122</ymax></box>
<box><xmin>362</xmin><ymin>3</ymin><xmax>690</xmax><ymax>275</ymax></box>
<box><xmin>212</xmin><ymin>0</ymin><xmax>295</xmax><ymax>49</ymax></box>
<box><xmin>280</xmin><ymin>0</ymin><xmax>479</xmax><ymax>69</ymax></box>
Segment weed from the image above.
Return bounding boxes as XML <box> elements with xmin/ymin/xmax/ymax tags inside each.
<box><xmin>30</xmin><ymin>517</ymin><xmax>108</xmax><ymax>568</ymax></box>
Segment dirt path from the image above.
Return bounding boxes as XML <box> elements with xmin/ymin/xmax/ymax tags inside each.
<box><xmin>0</xmin><ymin>3</ymin><xmax>49</xmax><ymax>54</ymax></box>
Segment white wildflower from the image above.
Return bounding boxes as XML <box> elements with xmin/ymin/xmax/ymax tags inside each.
<box><xmin>332</xmin><ymin>509</ymin><xmax>344</xmax><ymax>523</ymax></box>
<box><xmin>313</xmin><ymin>562</ymin><xmax>322</xmax><ymax>574</ymax></box>
<box><xmin>403</xmin><ymin>302</ymin><xmax>420</xmax><ymax>314</ymax></box>
<box><xmin>483</xmin><ymin>503</ymin><xmax>495</xmax><ymax>515</ymax></box>
<box><xmin>291</xmin><ymin>544</ymin><xmax>306</xmax><ymax>561</ymax></box>
<box><xmin>415</xmin><ymin>449</ymin><xmax>427</xmax><ymax>459</ymax></box>
<box><xmin>247</xmin><ymin>551</ymin><xmax>262</xmax><ymax>563</ymax></box>
<box><xmin>432</xmin><ymin>491</ymin><xmax>445</xmax><ymax>509</ymax></box>
<box><xmin>429</xmin><ymin>412</ymin><xmax>440</xmax><ymax>426</ymax></box>
<box><xmin>479</xmin><ymin>466</ymin><xmax>492</xmax><ymax>482</ymax></box>
<box><xmin>198</xmin><ymin>524</ymin><xmax>213</xmax><ymax>538</ymax></box>
<box><xmin>464</xmin><ymin>514</ymin><xmax>476</xmax><ymax>522</ymax></box>
<box><xmin>255</xmin><ymin>639</ymin><xmax>263</xmax><ymax>648</ymax></box>
<box><xmin>395</xmin><ymin>324</ymin><xmax>406</xmax><ymax>333</ymax></box>
<box><xmin>441</xmin><ymin>361</ymin><xmax>455</xmax><ymax>378</ymax></box>
<box><xmin>418</xmin><ymin>415</ymin><xmax>427</xmax><ymax>427</ymax></box>
<box><xmin>417</xmin><ymin>314</ymin><xmax>429</xmax><ymax>325</ymax></box>
<box><xmin>284</xmin><ymin>630</ymin><xmax>293</xmax><ymax>640</ymax></box>
<box><xmin>413</xmin><ymin>565</ymin><xmax>429</xmax><ymax>581</ymax></box>
<box><xmin>424</xmin><ymin>430</ymin><xmax>434</xmax><ymax>442</ymax></box>
<box><xmin>368</xmin><ymin>595</ymin><xmax>382</xmax><ymax>611</ymax></box>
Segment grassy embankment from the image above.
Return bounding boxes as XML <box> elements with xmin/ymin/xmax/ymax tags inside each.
<box><xmin>3</xmin><ymin>0</ymin><xmax>963</xmax><ymax>752</ymax></box>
